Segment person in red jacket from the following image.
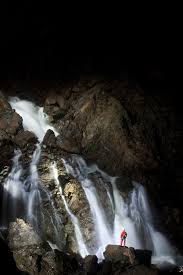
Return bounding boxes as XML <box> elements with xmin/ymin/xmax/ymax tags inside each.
<box><xmin>120</xmin><ymin>228</ymin><xmax>127</xmax><ymax>246</ymax></box>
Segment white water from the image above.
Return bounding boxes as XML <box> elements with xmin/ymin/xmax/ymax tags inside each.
<box><xmin>9</xmin><ymin>97</ymin><xmax>59</xmax><ymax>142</ymax></box>
<box><xmin>63</xmin><ymin>155</ymin><xmax>177</xmax><ymax>266</ymax></box>
<box><xmin>50</xmin><ymin>162</ymin><xmax>89</xmax><ymax>257</ymax></box>
<box><xmin>0</xmin><ymin>98</ymin><xmax>63</xmax><ymax>247</ymax></box>
<box><xmin>26</xmin><ymin>144</ymin><xmax>42</xmax><ymax>227</ymax></box>
<box><xmin>2</xmin><ymin>97</ymin><xmax>178</xmax><ymax>267</ymax></box>
<box><xmin>1</xmin><ymin>150</ymin><xmax>26</xmax><ymax>228</ymax></box>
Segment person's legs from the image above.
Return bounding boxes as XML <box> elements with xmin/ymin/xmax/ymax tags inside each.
<box><xmin>124</xmin><ymin>238</ymin><xmax>126</xmax><ymax>246</ymax></box>
<box><xmin>120</xmin><ymin>238</ymin><xmax>123</xmax><ymax>246</ymax></box>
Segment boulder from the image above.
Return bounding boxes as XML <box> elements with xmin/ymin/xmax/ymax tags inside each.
<box><xmin>8</xmin><ymin>219</ymin><xmax>66</xmax><ymax>275</ymax></box>
<box><xmin>8</xmin><ymin>219</ymin><xmax>43</xmax><ymax>274</ymax></box>
<box><xmin>103</xmin><ymin>245</ymin><xmax>135</xmax><ymax>265</ymax></box>
<box><xmin>42</xmin><ymin>129</ymin><xmax>57</xmax><ymax>147</ymax></box>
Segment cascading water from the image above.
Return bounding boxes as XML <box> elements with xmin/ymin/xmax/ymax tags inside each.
<box><xmin>9</xmin><ymin>97</ymin><xmax>59</xmax><ymax>141</ymax></box>
<box><xmin>63</xmin><ymin>155</ymin><xmax>177</xmax><ymax>266</ymax></box>
<box><xmin>1</xmin><ymin>150</ymin><xmax>26</xmax><ymax>228</ymax></box>
<box><xmin>0</xmin><ymin>97</ymin><xmax>63</xmax><ymax>247</ymax></box>
<box><xmin>50</xmin><ymin>162</ymin><xmax>89</xmax><ymax>257</ymax></box>
<box><xmin>63</xmin><ymin>158</ymin><xmax>113</xmax><ymax>259</ymax></box>
<box><xmin>25</xmin><ymin>144</ymin><xmax>42</xmax><ymax>229</ymax></box>
<box><xmin>1</xmin><ymin>97</ymin><xmax>179</xmax><ymax>267</ymax></box>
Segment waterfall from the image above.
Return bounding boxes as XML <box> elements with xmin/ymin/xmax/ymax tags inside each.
<box><xmin>1</xmin><ymin>150</ymin><xmax>26</xmax><ymax>228</ymax></box>
<box><xmin>50</xmin><ymin>162</ymin><xmax>89</xmax><ymax>257</ymax></box>
<box><xmin>63</xmin><ymin>155</ymin><xmax>176</xmax><ymax>265</ymax></box>
<box><xmin>1</xmin><ymin>97</ymin><xmax>178</xmax><ymax>267</ymax></box>
<box><xmin>9</xmin><ymin>97</ymin><xmax>59</xmax><ymax>141</ymax></box>
<box><xmin>25</xmin><ymin>144</ymin><xmax>42</xmax><ymax>228</ymax></box>
<box><xmin>0</xmin><ymin>98</ymin><xmax>64</xmax><ymax>248</ymax></box>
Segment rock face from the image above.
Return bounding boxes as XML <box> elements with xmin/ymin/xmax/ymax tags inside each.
<box><xmin>0</xmin><ymin>91</ymin><xmax>23</xmax><ymax>166</ymax></box>
<box><xmin>8</xmin><ymin>219</ymin><xmax>43</xmax><ymax>274</ymax></box>
<box><xmin>57</xmin><ymin>90</ymin><xmax>160</xmax><ymax>177</ymax></box>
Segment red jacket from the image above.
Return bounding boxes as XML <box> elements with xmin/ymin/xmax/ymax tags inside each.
<box><xmin>121</xmin><ymin>230</ymin><xmax>127</xmax><ymax>238</ymax></box>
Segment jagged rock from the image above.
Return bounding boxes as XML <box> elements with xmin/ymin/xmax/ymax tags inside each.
<box><xmin>42</xmin><ymin>129</ymin><xmax>57</xmax><ymax>147</ymax></box>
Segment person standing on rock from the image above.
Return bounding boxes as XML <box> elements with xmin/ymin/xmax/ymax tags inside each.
<box><xmin>120</xmin><ymin>228</ymin><xmax>127</xmax><ymax>247</ymax></box>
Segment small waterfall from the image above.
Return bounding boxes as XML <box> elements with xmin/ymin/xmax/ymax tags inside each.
<box><xmin>25</xmin><ymin>144</ymin><xmax>42</xmax><ymax>228</ymax></box>
<box><xmin>50</xmin><ymin>162</ymin><xmax>89</xmax><ymax>257</ymax></box>
<box><xmin>1</xmin><ymin>150</ymin><xmax>26</xmax><ymax>228</ymax></box>
<box><xmin>0</xmin><ymin>98</ymin><xmax>64</xmax><ymax>248</ymax></box>
<box><xmin>9</xmin><ymin>97</ymin><xmax>59</xmax><ymax>141</ymax></box>
<box><xmin>63</xmin><ymin>157</ymin><xmax>113</xmax><ymax>259</ymax></box>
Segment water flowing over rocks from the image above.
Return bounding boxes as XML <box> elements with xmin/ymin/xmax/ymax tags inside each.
<box><xmin>0</xmin><ymin>76</ymin><xmax>183</xmax><ymax>274</ymax></box>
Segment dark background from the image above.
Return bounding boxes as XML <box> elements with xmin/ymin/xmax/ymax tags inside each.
<box><xmin>0</xmin><ymin>3</ymin><xmax>181</xmax><ymax>97</ymax></box>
